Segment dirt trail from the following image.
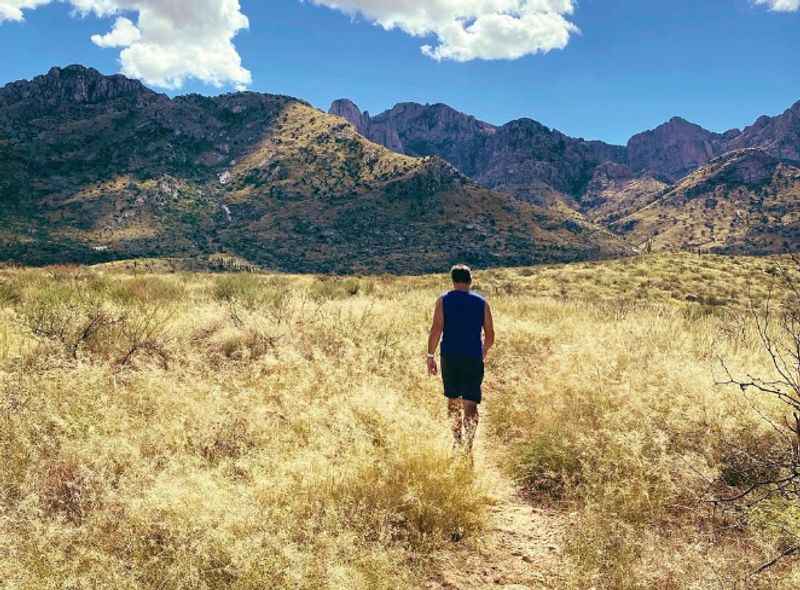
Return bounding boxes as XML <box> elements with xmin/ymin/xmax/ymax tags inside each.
<box><xmin>424</xmin><ymin>427</ymin><xmax>571</xmax><ymax>590</ymax></box>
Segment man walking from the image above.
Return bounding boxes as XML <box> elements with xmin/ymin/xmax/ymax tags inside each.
<box><xmin>427</xmin><ymin>264</ymin><xmax>494</xmax><ymax>456</ymax></box>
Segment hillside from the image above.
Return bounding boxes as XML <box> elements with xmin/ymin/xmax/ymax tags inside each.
<box><xmin>0</xmin><ymin>66</ymin><xmax>631</xmax><ymax>272</ymax></box>
<box><xmin>610</xmin><ymin>149</ymin><xmax>800</xmax><ymax>253</ymax></box>
<box><xmin>728</xmin><ymin>99</ymin><xmax>800</xmax><ymax>162</ymax></box>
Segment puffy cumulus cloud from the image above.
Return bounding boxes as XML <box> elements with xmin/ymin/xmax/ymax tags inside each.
<box><xmin>0</xmin><ymin>0</ymin><xmax>51</xmax><ymax>22</ymax></box>
<box><xmin>0</xmin><ymin>0</ymin><xmax>252</xmax><ymax>90</ymax></box>
<box><xmin>90</xmin><ymin>16</ymin><xmax>140</xmax><ymax>47</ymax></box>
<box><xmin>308</xmin><ymin>0</ymin><xmax>579</xmax><ymax>61</ymax></box>
<box><xmin>754</xmin><ymin>0</ymin><xmax>800</xmax><ymax>10</ymax></box>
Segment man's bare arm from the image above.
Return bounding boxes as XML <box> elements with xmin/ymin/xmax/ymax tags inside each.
<box><xmin>483</xmin><ymin>301</ymin><xmax>495</xmax><ymax>360</ymax></box>
<box><xmin>427</xmin><ymin>297</ymin><xmax>444</xmax><ymax>375</ymax></box>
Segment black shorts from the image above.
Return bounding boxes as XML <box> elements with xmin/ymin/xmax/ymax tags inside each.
<box><xmin>441</xmin><ymin>354</ymin><xmax>485</xmax><ymax>404</ymax></box>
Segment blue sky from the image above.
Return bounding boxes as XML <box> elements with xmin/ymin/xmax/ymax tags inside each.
<box><xmin>1</xmin><ymin>0</ymin><xmax>798</xmax><ymax>145</ymax></box>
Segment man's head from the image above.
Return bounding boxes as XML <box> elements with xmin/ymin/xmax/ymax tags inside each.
<box><xmin>451</xmin><ymin>264</ymin><xmax>472</xmax><ymax>287</ymax></box>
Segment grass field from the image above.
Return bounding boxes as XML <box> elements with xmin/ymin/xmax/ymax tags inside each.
<box><xmin>1</xmin><ymin>253</ymin><xmax>798</xmax><ymax>589</ymax></box>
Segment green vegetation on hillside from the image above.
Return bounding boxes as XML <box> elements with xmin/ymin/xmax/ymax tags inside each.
<box><xmin>0</xmin><ymin>66</ymin><xmax>631</xmax><ymax>273</ymax></box>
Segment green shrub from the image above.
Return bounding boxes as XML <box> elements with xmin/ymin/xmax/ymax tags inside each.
<box><xmin>0</xmin><ymin>281</ymin><xmax>19</xmax><ymax>306</ymax></box>
<box><xmin>212</xmin><ymin>274</ymin><xmax>265</xmax><ymax>309</ymax></box>
<box><xmin>110</xmin><ymin>276</ymin><xmax>186</xmax><ymax>305</ymax></box>
<box><xmin>308</xmin><ymin>277</ymin><xmax>373</xmax><ymax>301</ymax></box>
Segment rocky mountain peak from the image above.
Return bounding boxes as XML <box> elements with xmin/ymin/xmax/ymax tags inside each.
<box><xmin>727</xmin><ymin>100</ymin><xmax>800</xmax><ymax>162</ymax></box>
<box><xmin>666</xmin><ymin>116</ymin><xmax>692</xmax><ymax>126</ymax></box>
<box><xmin>329</xmin><ymin>98</ymin><xmax>370</xmax><ymax>135</ymax></box>
<box><xmin>0</xmin><ymin>65</ymin><xmax>153</xmax><ymax>107</ymax></box>
<box><xmin>626</xmin><ymin>116</ymin><xmax>726</xmax><ymax>181</ymax></box>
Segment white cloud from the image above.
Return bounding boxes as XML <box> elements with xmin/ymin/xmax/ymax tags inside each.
<box><xmin>308</xmin><ymin>0</ymin><xmax>579</xmax><ymax>61</ymax></box>
<box><xmin>754</xmin><ymin>0</ymin><xmax>800</xmax><ymax>11</ymax></box>
<box><xmin>0</xmin><ymin>0</ymin><xmax>252</xmax><ymax>89</ymax></box>
<box><xmin>0</xmin><ymin>0</ymin><xmax>50</xmax><ymax>22</ymax></box>
<box><xmin>90</xmin><ymin>16</ymin><xmax>140</xmax><ymax>47</ymax></box>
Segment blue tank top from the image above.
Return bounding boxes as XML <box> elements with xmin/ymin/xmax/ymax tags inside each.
<box><xmin>441</xmin><ymin>290</ymin><xmax>486</xmax><ymax>359</ymax></box>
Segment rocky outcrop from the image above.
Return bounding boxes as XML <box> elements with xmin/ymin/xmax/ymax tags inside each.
<box><xmin>728</xmin><ymin>100</ymin><xmax>800</xmax><ymax>162</ymax></box>
<box><xmin>0</xmin><ymin>65</ymin><xmax>155</xmax><ymax>107</ymax></box>
<box><xmin>626</xmin><ymin>117</ymin><xmax>732</xmax><ymax>181</ymax></box>
<box><xmin>622</xmin><ymin>103</ymin><xmax>800</xmax><ymax>182</ymax></box>
<box><xmin>475</xmin><ymin>118</ymin><xmax>627</xmax><ymax>200</ymax></box>
<box><xmin>329</xmin><ymin>98</ymin><xmax>370</xmax><ymax>136</ymax></box>
<box><xmin>330</xmin><ymin>100</ymin><xmax>496</xmax><ymax>174</ymax></box>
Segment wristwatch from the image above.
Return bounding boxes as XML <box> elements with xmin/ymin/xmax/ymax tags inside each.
<box><xmin>426</xmin><ymin>353</ymin><xmax>435</xmax><ymax>359</ymax></box>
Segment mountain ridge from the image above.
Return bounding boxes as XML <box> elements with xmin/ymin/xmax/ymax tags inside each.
<box><xmin>0</xmin><ymin>65</ymin><xmax>632</xmax><ymax>272</ymax></box>
<box><xmin>329</xmin><ymin>96</ymin><xmax>800</xmax><ymax>202</ymax></box>
<box><xmin>3</xmin><ymin>64</ymin><xmax>800</xmax><ymax>268</ymax></box>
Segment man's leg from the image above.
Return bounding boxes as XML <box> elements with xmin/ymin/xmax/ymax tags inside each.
<box><xmin>462</xmin><ymin>400</ymin><xmax>479</xmax><ymax>454</ymax></box>
<box><xmin>447</xmin><ymin>397</ymin><xmax>463</xmax><ymax>448</ymax></box>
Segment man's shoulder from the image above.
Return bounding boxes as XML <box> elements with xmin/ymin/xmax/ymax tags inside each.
<box><xmin>440</xmin><ymin>290</ymin><xmax>487</xmax><ymax>304</ymax></box>
<box><xmin>469</xmin><ymin>291</ymin><xmax>487</xmax><ymax>303</ymax></box>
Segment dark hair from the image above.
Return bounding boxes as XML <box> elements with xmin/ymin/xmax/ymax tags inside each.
<box><xmin>450</xmin><ymin>264</ymin><xmax>472</xmax><ymax>284</ymax></box>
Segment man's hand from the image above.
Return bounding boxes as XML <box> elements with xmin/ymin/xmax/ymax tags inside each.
<box><xmin>426</xmin><ymin>355</ymin><xmax>438</xmax><ymax>376</ymax></box>
<box><xmin>427</xmin><ymin>297</ymin><xmax>444</xmax><ymax>377</ymax></box>
<box><xmin>482</xmin><ymin>301</ymin><xmax>495</xmax><ymax>363</ymax></box>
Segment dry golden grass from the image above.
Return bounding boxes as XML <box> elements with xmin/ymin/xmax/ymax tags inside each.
<box><xmin>1</xmin><ymin>253</ymin><xmax>799</xmax><ymax>588</ymax></box>
<box><xmin>0</xmin><ymin>269</ymin><xmax>487</xmax><ymax>589</ymax></box>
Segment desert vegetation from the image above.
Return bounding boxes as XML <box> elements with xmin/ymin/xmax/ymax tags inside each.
<box><xmin>1</xmin><ymin>253</ymin><xmax>799</xmax><ymax>588</ymax></box>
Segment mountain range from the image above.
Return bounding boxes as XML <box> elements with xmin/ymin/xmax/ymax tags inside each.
<box><xmin>0</xmin><ymin>65</ymin><xmax>798</xmax><ymax>272</ymax></box>
<box><xmin>330</xmin><ymin>96</ymin><xmax>800</xmax><ymax>254</ymax></box>
<box><xmin>0</xmin><ymin>66</ymin><xmax>628</xmax><ymax>272</ymax></box>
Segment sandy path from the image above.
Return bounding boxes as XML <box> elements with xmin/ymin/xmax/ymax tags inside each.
<box><xmin>424</xmin><ymin>427</ymin><xmax>572</xmax><ymax>590</ymax></box>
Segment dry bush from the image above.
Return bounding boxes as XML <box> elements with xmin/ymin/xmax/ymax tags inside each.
<box><xmin>18</xmin><ymin>283</ymin><xmax>117</xmax><ymax>359</ymax></box>
<box><xmin>208</xmin><ymin>326</ymin><xmax>277</xmax><ymax>363</ymax></box>
<box><xmin>0</xmin><ymin>279</ymin><xmax>20</xmax><ymax>306</ymax></box>
<box><xmin>17</xmin><ymin>281</ymin><xmax>173</xmax><ymax>368</ymax></box>
<box><xmin>111</xmin><ymin>303</ymin><xmax>173</xmax><ymax>369</ymax></box>
<box><xmin>712</xmin><ymin>260</ymin><xmax>800</xmax><ymax>576</ymax></box>
<box><xmin>308</xmin><ymin>276</ymin><xmax>374</xmax><ymax>302</ymax></box>
<box><xmin>39</xmin><ymin>456</ymin><xmax>101</xmax><ymax>525</ymax></box>
<box><xmin>211</xmin><ymin>274</ymin><xmax>270</xmax><ymax>309</ymax></box>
